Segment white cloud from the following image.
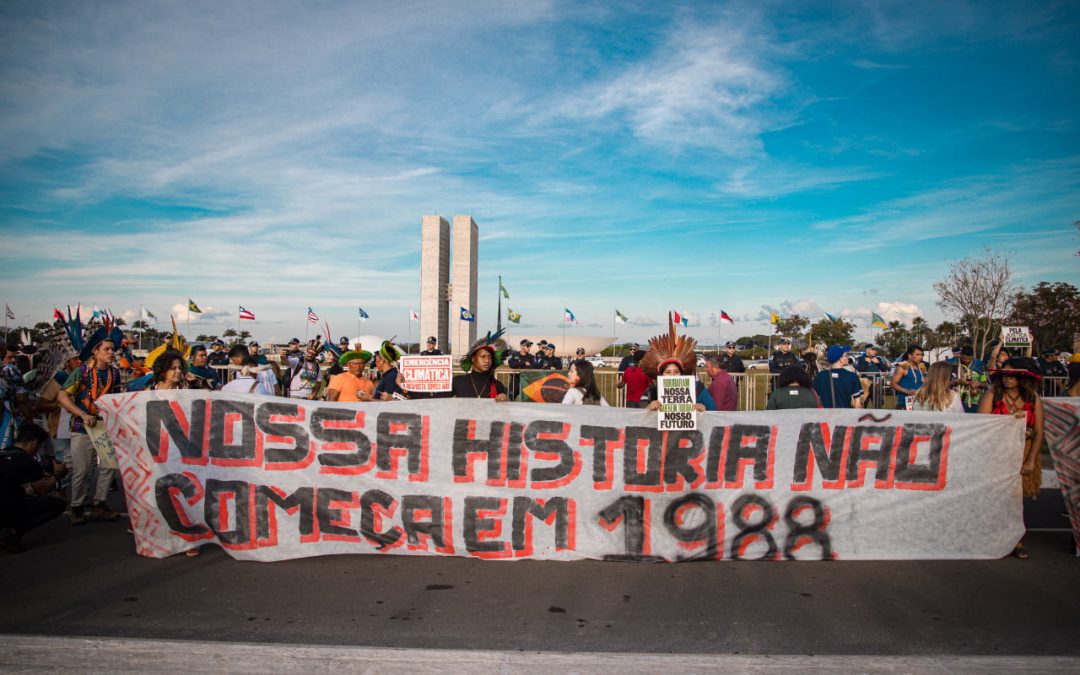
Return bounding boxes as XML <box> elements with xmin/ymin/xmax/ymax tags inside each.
<box><xmin>875</xmin><ymin>302</ymin><xmax>923</xmax><ymax>326</ymax></box>
<box><xmin>171</xmin><ymin>303</ymin><xmax>231</xmax><ymax>323</ymax></box>
<box><xmin>628</xmin><ymin>316</ymin><xmax>661</xmax><ymax>327</ymax></box>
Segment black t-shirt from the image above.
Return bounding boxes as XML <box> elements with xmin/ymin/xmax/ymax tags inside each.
<box><xmin>0</xmin><ymin>448</ymin><xmax>43</xmax><ymax>509</ymax></box>
<box><xmin>452</xmin><ymin>373</ymin><xmax>508</xmax><ymax>399</ymax></box>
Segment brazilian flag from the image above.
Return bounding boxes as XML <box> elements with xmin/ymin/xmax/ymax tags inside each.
<box><xmin>518</xmin><ymin>370</ymin><xmax>570</xmax><ymax>403</ymax></box>
<box><xmin>188</xmin><ymin>299</ymin><xmax>202</xmax><ymax>314</ymax></box>
<box><xmin>508</xmin><ymin>308</ymin><xmax>521</xmax><ymax>324</ymax></box>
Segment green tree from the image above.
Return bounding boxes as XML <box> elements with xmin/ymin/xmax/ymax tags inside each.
<box><xmin>1010</xmin><ymin>281</ymin><xmax>1080</xmax><ymax>352</ymax></box>
<box><xmin>223</xmin><ymin>328</ymin><xmax>239</xmax><ymax>344</ymax></box>
<box><xmin>238</xmin><ymin>330</ymin><xmax>252</xmax><ymax>342</ymax></box>
<box><xmin>910</xmin><ymin>317</ymin><xmax>933</xmax><ymax>349</ymax></box>
<box><xmin>933</xmin><ymin>321</ymin><xmax>963</xmax><ymax>349</ymax></box>
<box><xmin>808</xmin><ymin>318</ymin><xmax>856</xmax><ymax>348</ymax></box>
<box><xmin>773</xmin><ymin>314</ymin><xmax>810</xmax><ymax>345</ymax></box>
<box><xmin>878</xmin><ymin>321</ymin><xmax>913</xmax><ymax>357</ymax></box>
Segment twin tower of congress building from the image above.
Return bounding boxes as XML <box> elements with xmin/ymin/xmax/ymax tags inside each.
<box><xmin>420</xmin><ymin>215</ymin><xmax>478</xmax><ymax>360</ymax></box>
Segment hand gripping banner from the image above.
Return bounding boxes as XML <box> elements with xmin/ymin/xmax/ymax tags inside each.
<box><xmin>98</xmin><ymin>391</ymin><xmax>1026</xmax><ymax>562</ymax></box>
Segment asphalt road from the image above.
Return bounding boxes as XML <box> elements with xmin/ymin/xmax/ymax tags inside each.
<box><xmin>1</xmin><ymin>490</ymin><xmax>1077</xmax><ymax>657</ymax></box>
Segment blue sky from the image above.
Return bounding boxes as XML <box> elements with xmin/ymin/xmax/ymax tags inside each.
<box><xmin>1</xmin><ymin>1</ymin><xmax>1077</xmax><ymax>346</ymax></box>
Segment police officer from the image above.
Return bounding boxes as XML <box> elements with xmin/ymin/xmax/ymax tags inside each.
<box><xmin>1040</xmin><ymin>349</ymin><xmax>1068</xmax><ymax>396</ymax></box>
<box><xmin>769</xmin><ymin>338</ymin><xmax>800</xmax><ymax>373</ymax></box>
<box><xmin>507</xmin><ymin>340</ymin><xmax>536</xmax><ymax>369</ymax></box>
<box><xmin>207</xmin><ymin>339</ymin><xmax>229</xmax><ymax>367</ymax></box>
<box><xmin>420</xmin><ymin>336</ymin><xmax>443</xmax><ymax>356</ymax></box>
<box><xmin>717</xmin><ymin>341</ymin><xmax>745</xmax><ymax>373</ymax></box>
<box><xmin>855</xmin><ymin>344</ymin><xmax>889</xmax><ymax>374</ymax></box>
<box><xmin>540</xmin><ymin>342</ymin><xmax>562</xmax><ymax>370</ymax></box>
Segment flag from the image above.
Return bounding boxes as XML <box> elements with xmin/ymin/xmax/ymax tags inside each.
<box><xmin>53</xmin><ymin>307</ymin><xmax>64</xmax><ymax>322</ymax></box>
<box><xmin>508</xmin><ymin>308</ymin><xmax>521</xmax><ymax>324</ymax></box>
<box><xmin>499</xmin><ymin>281</ymin><xmax>510</xmax><ymax>300</ymax></box>
<box><xmin>4</xmin><ymin>303</ymin><xmax>14</xmax><ymax>320</ymax></box>
<box><xmin>188</xmin><ymin>299</ymin><xmax>202</xmax><ymax>314</ymax></box>
<box><xmin>410</xmin><ymin>309</ymin><xmax>420</xmax><ymax>321</ymax></box>
<box><xmin>871</xmin><ymin>312</ymin><xmax>887</xmax><ymax>329</ymax></box>
<box><xmin>307</xmin><ymin>307</ymin><xmax>319</xmax><ymax>323</ymax></box>
<box><xmin>673</xmin><ymin>310</ymin><xmax>682</xmax><ymax>325</ymax></box>
<box><xmin>358</xmin><ymin>307</ymin><xmax>369</xmax><ymax>321</ymax></box>
<box><xmin>681</xmin><ymin>316</ymin><xmax>689</xmax><ymax>327</ymax></box>
<box><xmin>719</xmin><ymin>310</ymin><xmax>735</xmax><ymax>325</ymax></box>
<box><xmin>239</xmin><ymin>306</ymin><xmax>256</xmax><ymax>321</ymax></box>
<box><xmin>770</xmin><ymin>311</ymin><xmax>779</xmax><ymax>325</ymax></box>
<box><xmin>460</xmin><ymin>307</ymin><xmax>475</xmax><ymax>322</ymax></box>
<box><xmin>92</xmin><ymin>306</ymin><xmax>101</xmax><ymax>319</ymax></box>
<box><xmin>824</xmin><ymin>312</ymin><xmax>839</xmax><ymax>322</ymax></box>
<box><xmin>564</xmin><ymin>307</ymin><xmax>576</xmax><ymax>323</ymax></box>
<box><xmin>615</xmin><ymin>309</ymin><xmax>628</xmax><ymax>324</ymax></box>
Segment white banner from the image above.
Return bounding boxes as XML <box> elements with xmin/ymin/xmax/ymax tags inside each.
<box><xmin>98</xmin><ymin>391</ymin><xmax>1025</xmax><ymax>562</ymax></box>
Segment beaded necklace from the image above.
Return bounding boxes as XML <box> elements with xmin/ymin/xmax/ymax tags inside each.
<box><xmin>85</xmin><ymin>365</ymin><xmax>114</xmax><ymax>415</ymax></box>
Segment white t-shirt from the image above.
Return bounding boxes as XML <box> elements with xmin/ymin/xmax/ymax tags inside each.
<box><xmin>561</xmin><ymin>387</ymin><xmax>610</xmax><ymax>406</ymax></box>
<box><xmin>911</xmin><ymin>390</ymin><xmax>964</xmax><ymax>413</ymax></box>
<box><xmin>222</xmin><ymin>375</ymin><xmax>276</xmax><ymax>396</ymax></box>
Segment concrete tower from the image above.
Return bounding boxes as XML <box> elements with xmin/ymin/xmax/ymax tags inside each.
<box><xmin>451</xmin><ymin>215</ymin><xmax>478</xmax><ymax>359</ymax></box>
<box><xmin>420</xmin><ymin>215</ymin><xmax>450</xmax><ymax>352</ymax></box>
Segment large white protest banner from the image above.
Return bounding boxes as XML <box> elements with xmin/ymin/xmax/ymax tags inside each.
<box><xmin>98</xmin><ymin>391</ymin><xmax>1025</xmax><ymax>562</ymax></box>
<box><xmin>1044</xmin><ymin>398</ymin><xmax>1080</xmax><ymax>554</ymax></box>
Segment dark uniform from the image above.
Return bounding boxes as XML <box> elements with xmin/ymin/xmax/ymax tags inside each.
<box><xmin>420</xmin><ymin>348</ymin><xmax>443</xmax><ymax>356</ymax></box>
<box><xmin>507</xmin><ymin>351</ymin><xmax>536</xmax><ymax>369</ymax></box>
<box><xmin>769</xmin><ymin>349</ymin><xmax>800</xmax><ymax>374</ymax></box>
<box><xmin>717</xmin><ymin>352</ymin><xmax>745</xmax><ymax>373</ymax></box>
<box><xmin>1040</xmin><ymin>356</ymin><xmax>1068</xmax><ymax>396</ymax></box>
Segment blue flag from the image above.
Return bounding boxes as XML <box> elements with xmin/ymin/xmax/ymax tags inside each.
<box><xmin>460</xmin><ymin>307</ymin><xmax>475</xmax><ymax>322</ymax></box>
<box><xmin>358</xmin><ymin>307</ymin><xmax>369</xmax><ymax>320</ymax></box>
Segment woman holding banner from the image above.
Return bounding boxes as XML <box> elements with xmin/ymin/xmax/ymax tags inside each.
<box><xmin>451</xmin><ymin>332</ymin><xmax>509</xmax><ymax>401</ymax></box>
<box><xmin>562</xmin><ymin>360</ymin><xmax>608</xmax><ymax>406</ymax></box>
<box><xmin>150</xmin><ymin>350</ymin><xmax>189</xmax><ymax>391</ymax></box>
<box><xmin>978</xmin><ymin>358</ymin><xmax>1044</xmax><ymax>559</ymax></box>
<box><xmin>642</xmin><ymin>314</ymin><xmax>714</xmax><ymax>412</ymax></box>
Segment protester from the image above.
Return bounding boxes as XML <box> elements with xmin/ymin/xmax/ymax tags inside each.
<box><xmin>766</xmin><ymin>365</ymin><xmax>821</xmax><ymax>410</ymax></box>
<box><xmin>56</xmin><ymin>327</ymin><xmax>124</xmax><ymax>524</ymax></box>
<box><xmin>187</xmin><ymin>345</ymin><xmax>221</xmax><ymax>390</ymax></box>
<box><xmin>890</xmin><ymin>344</ymin><xmax>925</xmax><ymax>410</ymax></box>
<box><xmin>716</xmin><ymin>341</ymin><xmax>745</xmax><ymax>374</ymax></box>
<box><xmin>451</xmin><ymin>332</ymin><xmax>509</xmax><ymax>400</ymax></box>
<box><xmin>704</xmin><ymin>354</ymin><xmax>738</xmax><ymax>411</ymax></box>
<box><xmin>562</xmin><ymin>360</ymin><xmax>609</xmax><ymax>406</ymax></box>
<box><xmin>948</xmin><ymin>345</ymin><xmax>987</xmax><ymax>412</ymax></box>
<box><xmin>1</xmin><ymin>423</ymin><xmax>66</xmax><ymax>553</ymax></box>
<box><xmin>325</xmin><ymin>350</ymin><xmax>374</xmax><ymax>402</ymax></box>
<box><xmin>420</xmin><ymin>336</ymin><xmax>443</xmax><ymax>356</ymax></box>
<box><xmin>801</xmin><ymin>350</ymin><xmax>819</xmax><ymax>380</ymax></box>
<box><xmin>286</xmin><ymin>342</ymin><xmax>323</xmax><ymax>399</ymax></box>
<box><xmin>911</xmin><ymin>362</ymin><xmax>964</xmax><ymax>412</ymax></box>
<box><xmin>35</xmin><ymin>354</ymin><xmax>80</xmax><ymax>464</ymax></box>
<box><xmin>769</xmin><ymin>338</ymin><xmax>800</xmax><ymax>374</ymax></box>
<box><xmin>507</xmin><ymin>340</ymin><xmax>536</xmax><ymax>369</ymax></box>
<box><xmin>643</xmin><ymin>314</ymin><xmax>714</xmax><ymax>412</ymax></box>
<box><xmin>0</xmin><ymin>345</ymin><xmax>33</xmax><ymax>449</ymax></box>
<box><xmin>374</xmin><ymin>341</ymin><xmax>405</xmax><ymax>401</ymax></box>
<box><xmin>1067</xmin><ymin>353</ymin><xmax>1080</xmax><ymax>397</ymax></box>
<box><xmin>221</xmin><ymin>347</ymin><xmax>276</xmax><ymax>396</ymax></box>
<box><xmin>617</xmin><ymin>350</ymin><xmax>651</xmax><ymax>408</ymax></box>
<box><xmin>618</xmin><ymin>343</ymin><xmax>640</xmax><ymax>373</ymax></box>
<box><xmin>207</xmin><ymin>339</ymin><xmax>228</xmax><ymax>367</ymax></box>
<box><xmin>977</xmin><ymin>358</ymin><xmax>1045</xmax><ymax>559</ymax></box>
<box><xmin>814</xmin><ymin>346</ymin><xmax>863</xmax><ymax>409</ymax></box>
<box><xmin>151</xmin><ymin>349</ymin><xmax>189</xmax><ymax>391</ymax></box>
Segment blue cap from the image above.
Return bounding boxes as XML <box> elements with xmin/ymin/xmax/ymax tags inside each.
<box><xmin>826</xmin><ymin>345</ymin><xmax>851</xmax><ymax>364</ymax></box>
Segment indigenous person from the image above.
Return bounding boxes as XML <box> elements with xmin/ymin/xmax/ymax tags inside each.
<box><xmin>704</xmin><ymin>354</ymin><xmax>738</xmax><ymax>411</ymax></box>
<box><xmin>814</xmin><ymin>346</ymin><xmax>864</xmax><ymax>409</ymax></box>
<box><xmin>55</xmin><ymin>327</ymin><xmax>124</xmax><ymax>524</ymax></box>
<box><xmin>617</xmin><ymin>343</ymin><xmax>640</xmax><ymax>373</ymax></box>
<box><xmin>152</xmin><ymin>349</ymin><xmax>189</xmax><ymax>391</ymax></box>
<box><xmin>890</xmin><ymin>344</ymin><xmax>925</xmax><ymax>410</ymax></box>
<box><xmin>716</xmin><ymin>341</ymin><xmax>745</xmax><ymax>374</ymax></box>
<box><xmin>451</xmin><ymin>332</ymin><xmax>509</xmax><ymax>400</ymax></box>
<box><xmin>221</xmin><ymin>347</ymin><xmax>276</xmax><ymax>396</ymax></box>
<box><xmin>374</xmin><ymin>341</ymin><xmax>405</xmax><ymax>401</ymax></box>
<box><xmin>1</xmin><ymin>423</ymin><xmax>66</xmax><ymax>553</ymax></box>
<box><xmin>187</xmin><ymin>345</ymin><xmax>221</xmax><ymax>390</ymax></box>
<box><xmin>977</xmin><ymin>358</ymin><xmax>1045</xmax><ymax>559</ymax></box>
<box><xmin>911</xmin><ymin>362</ymin><xmax>964</xmax><ymax>412</ymax></box>
<box><xmin>326</xmin><ymin>350</ymin><xmax>374</xmax><ymax>402</ymax></box>
<box><xmin>562</xmin><ymin>360</ymin><xmax>609</xmax><ymax>406</ymax></box>
<box><xmin>0</xmin><ymin>345</ymin><xmax>32</xmax><ymax>449</ymax></box>
<box><xmin>769</xmin><ymin>338</ymin><xmax>800</xmax><ymax>374</ymax></box>
<box><xmin>643</xmin><ymin>314</ymin><xmax>715</xmax><ymax>412</ymax></box>
<box><xmin>287</xmin><ymin>342</ymin><xmax>324</xmax><ymax>399</ymax></box>
<box><xmin>617</xmin><ymin>350</ymin><xmax>651</xmax><ymax>408</ymax></box>
<box><xmin>766</xmin><ymin>365</ymin><xmax>821</xmax><ymax>410</ymax></box>
<box><xmin>948</xmin><ymin>345</ymin><xmax>987</xmax><ymax>412</ymax></box>
<box><xmin>420</xmin><ymin>336</ymin><xmax>443</xmax><ymax>356</ymax></box>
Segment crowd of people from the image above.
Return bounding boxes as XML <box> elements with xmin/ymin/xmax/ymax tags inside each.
<box><xmin>2</xmin><ymin>312</ymin><xmax>1079</xmax><ymax>556</ymax></box>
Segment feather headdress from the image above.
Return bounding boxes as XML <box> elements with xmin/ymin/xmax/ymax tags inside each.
<box><xmin>322</xmin><ymin>321</ymin><xmax>342</xmax><ymax>358</ymax></box>
<box><xmin>640</xmin><ymin>312</ymin><xmax>698</xmax><ymax>378</ymax></box>
<box><xmin>460</xmin><ymin>328</ymin><xmax>509</xmax><ymax>373</ymax></box>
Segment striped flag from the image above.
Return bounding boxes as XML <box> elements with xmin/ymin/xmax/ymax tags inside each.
<box><xmin>4</xmin><ymin>303</ymin><xmax>15</xmax><ymax>320</ymax></box>
<box><xmin>358</xmin><ymin>307</ymin><xmax>369</xmax><ymax>321</ymax></box>
<box><xmin>615</xmin><ymin>309</ymin><xmax>628</xmax><ymax>324</ymax></box>
<box><xmin>871</xmin><ymin>312</ymin><xmax>887</xmax><ymax>329</ymax></box>
<box><xmin>719</xmin><ymin>310</ymin><xmax>735</xmax><ymax>325</ymax></box>
<box><xmin>239</xmin><ymin>306</ymin><xmax>256</xmax><ymax>321</ymax></box>
<box><xmin>307</xmin><ymin>307</ymin><xmax>319</xmax><ymax>323</ymax></box>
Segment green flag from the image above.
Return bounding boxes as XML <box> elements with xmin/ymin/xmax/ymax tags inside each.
<box><xmin>499</xmin><ymin>281</ymin><xmax>510</xmax><ymax>299</ymax></box>
<box><xmin>188</xmin><ymin>299</ymin><xmax>202</xmax><ymax>314</ymax></box>
<box><xmin>871</xmin><ymin>312</ymin><xmax>886</xmax><ymax>329</ymax></box>
<box><xmin>615</xmin><ymin>309</ymin><xmax>628</xmax><ymax>324</ymax></box>
<box><xmin>508</xmin><ymin>308</ymin><xmax>521</xmax><ymax>324</ymax></box>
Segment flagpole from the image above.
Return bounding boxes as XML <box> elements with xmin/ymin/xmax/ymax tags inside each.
<box><xmin>497</xmin><ymin>275</ymin><xmax>503</xmax><ymax>334</ymax></box>
<box><xmin>408</xmin><ymin>310</ymin><xmax>412</xmax><ymax>354</ymax></box>
<box><xmin>304</xmin><ymin>309</ymin><xmax>309</xmax><ymax>343</ymax></box>
<box><xmin>717</xmin><ymin>309</ymin><xmax>721</xmax><ymax>355</ymax></box>
<box><xmin>561</xmin><ymin>307</ymin><xmax>566</xmax><ymax>357</ymax></box>
<box><xmin>236</xmin><ymin>306</ymin><xmax>240</xmax><ymax>339</ymax></box>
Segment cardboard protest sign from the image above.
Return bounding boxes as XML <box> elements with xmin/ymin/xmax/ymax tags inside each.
<box><xmin>1043</xmin><ymin>398</ymin><xmax>1080</xmax><ymax>554</ymax></box>
<box><xmin>98</xmin><ymin>391</ymin><xmax>1025</xmax><ymax>562</ymax></box>
<box><xmin>657</xmin><ymin>375</ymin><xmax>696</xmax><ymax>431</ymax></box>
<box><xmin>399</xmin><ymin>355</ymin><xmax>452</xmax><ymax>393</ymax></box>
<box><xmin>85</xmin><ymin>422</ymin><xmax>118</xmax><ymax>469</ymax></box>
<box><xmin>1002</xmin><ymin>326</ymin><xmax>1030</xmax><ymax>348</ymax></box>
